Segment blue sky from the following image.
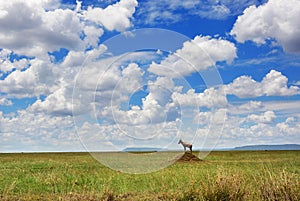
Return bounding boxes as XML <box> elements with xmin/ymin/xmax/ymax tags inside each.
<box><xmin>0</xmin><ymin>0</ymin><xmax>300</xmax><ymax>152</ymax></box>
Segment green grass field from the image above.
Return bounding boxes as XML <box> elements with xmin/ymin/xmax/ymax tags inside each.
<box><xmin>0</xmin><ymin>151</ymin><xmax>299</xmax><ymax>200</ymax></box>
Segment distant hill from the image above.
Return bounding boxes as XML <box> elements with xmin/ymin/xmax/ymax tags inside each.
<box><xmin>122</xmin><ymin>147</ymin><xmax>164</xmax><ymax>152</ymax></box>
<box><xmin>233</xmin><ymin>144</ymin><xmax>300</xmax><ymax>151</ymax></box>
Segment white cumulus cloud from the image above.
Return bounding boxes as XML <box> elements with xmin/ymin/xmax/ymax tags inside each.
<box><xmin>83</xmin><ymin>0</ymin><xmax>138</xmax><ymax>32</ymax></box>
<box><xmin>247</xmin><ymin>110</ymin><xmax>276</xmax><ymax>124</ymax></box>
<box><xmin>148</xmin><ymin>35</ymin><xmax>237</xmax><ymax>77</ymax></box>
<box><xmin>0</xmin><ymin>0</ymin><xmax>137</xmax><ymax>58</ymax></box>
<box><xmin>171</xmin><ymin>87</ymin><xmax>227</xmax><ymax>108</ymax></box>
<box><xmin>0</xmin><ymin>0</ymin><xmax>84</xmax><ymax>57</ymax></box>
<box><xmin>276</xmin><ymin>117</ymin><xmax>300</xmax><ymax>135</ymax></box>
<box><xmin>231</xmin><ymin>0</ymin><xmax>300</xmax><ymax>53</ymax></box>
<box><xmin>224</xmin><ymin>70</ymin><xmax>300</xmax><ymax>98</ymax></box>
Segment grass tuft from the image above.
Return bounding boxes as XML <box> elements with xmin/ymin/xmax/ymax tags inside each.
<box><xmin>260</xmin><ymin>170</ymin><xmax>300</xmax><ymax>201</ymax></box>
<box><xmin>202</xmin><ymin>172</ymin><xmax>247</xmax><ymax>201</ymax></box>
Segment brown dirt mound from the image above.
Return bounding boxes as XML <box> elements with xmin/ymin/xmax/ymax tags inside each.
<box><xmin>176</xmin><ymin>152</ymin><xmax>202</xmax><ymax>162</ymax></box>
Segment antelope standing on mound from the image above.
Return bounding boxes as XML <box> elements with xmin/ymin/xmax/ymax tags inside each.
<box><xmin>178</xmin><ymin>139</ymin><xmax>192</xmax><ymax>153</ymax></box>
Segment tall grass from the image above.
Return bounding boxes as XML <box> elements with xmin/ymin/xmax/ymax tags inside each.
<box><xmin>0</xmin><ymin>151</ymin><xmax>299</xmax><ymax>200</ymax></box>
<box><xmin>259</xmin><ymin>169</ymin><xmax>300</xmax><ymax>201</ymax></box>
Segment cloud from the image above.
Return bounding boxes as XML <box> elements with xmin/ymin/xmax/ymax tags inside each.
<box><xmin>0</xmin><ymin>64</ymin><xmax>47</xmax><ymax>98</ymax></box>
<box><xmin>0</xmin><ymin>44</ymin><xmax>110</xmax><ymax>109</ymax></box>
<box><xmin>28</xmin><ymin>46</ymin><xmax>108</xmax><ymax>116</ymax></box>
<box><xmin>238</xmin><ymin>101</ymin><xmax>263</xmax><ymax>111</ymax></box>
<box><xmin>119</xmin><ymin>63</ymin><xmax>145</xmax><ymax>93</ymax></box>
<box><xmin>83</xmin><ymin>0</ymin><xmax>138</xmax><ymax>32</ymax></box>
<box><xmin>0</xmin><ymin>0</ymin><xmax>139</xmax><ymax>104</ymax></box>
<box><xmin>83</xmin><ymin>26</ymin><xmax>104</xmax><ymax>48</ymax></box>
<box><xmin>74</xmin><ymin>120</ymin><xmax>181</xmax><ymax>151</ymax></box>
<box><xmin>0</xmin><ymin>57</ymin><xmax>62</xmax><ymax>98</ymax></box>
<box><xmin>218</xmin><ymin>111</ymin><xmax>300</xmax><ymax>148</ymax></box>
<box><xmin>137</xmin><ymin>0</ymin><xmax>262</xmax><ymax>24</ymax></box>
<box><xmin>263</xmin><ymin>100</ymin><xmax>300</xmax><ymax>118</ymax></box>
<box><xmin>230</xmin><ymin>0</ymin><xmax>300</xmax><ymax>53</ymax></box>
<box><xmin>172</xmin><ymin>87</ymin><xmax>227</xmax><ymax>109</ymax></box>
<box><xmin>99</xmin><ymin>75</ymin><xmax>176</xmax><ymax>126</ymax></box>
<box><xmin>228</xmin><ymin>101</ymin><xmax>265</xmax><ymax>116</ymax></box>
<box><xmin>247</xmin><ymin>111</ymin><xmax>276</xmax><ymax>124</ymax></box>
<box><xmin>30</xmin><ymin>83</ymin><xmax>74</xmax><ymax>116</ymax></box>
<box><xmin>0</xmin><ymin>49</ymin><xmax>31</xmax><ymax>75</ymax></box>
<box><xmin>148</xmin><ymin>35</ymin><xmax>237</xmax><ymax>77</ymax></box>
<box><xmin>0</xmin><ymin>0</ymin><xmax>84</xmax><ymax>57</ymax></box>
<box><xmin>0</xmin><ymin>0</ymin><xmax>138</xmax><ymax>57</ymax></box>
<box><xmin>276</xmin><ymin>117</ymin><xmax>300</xmax><ymax>135</ymax></box>
<box><xmin>0</xmin><ymin>109</ymin><xmax>83</xmax><ymax>152</ymax></box>
<box><xmin>224</xmin><ymin>70</ymin><xmax>300</xmax><ymax>98</ymax></box>
<box><xmin>228</xmin><ymin>100</ymin><xmax>300</xmax><ymax>121</ymax></box>
<box><xmin>0</xmin><ymin>97</ymin><xmax>12</xmax><ymax>106</ymax></box>
<box><xmin>72</xmin><ymin>51</ymin><xmax>161</xmax><ymax>120</ymax></box>
<box><xmin>193</xmin><ymin>36</ymin><xmax>237</xmax><ymax>64</ymax></box>
<box><xmin>193</xmin><ymin>111</ymin><xmax>211</xmax><ymax>125</ymax></box>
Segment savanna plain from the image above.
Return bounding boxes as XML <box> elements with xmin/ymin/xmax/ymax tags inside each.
<box><xmin>0</xmin><ymin>151</ymin><xmax>299</xmax><ymax>201</ymax></box>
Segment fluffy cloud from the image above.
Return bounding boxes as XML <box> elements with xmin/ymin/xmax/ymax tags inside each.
<box><xmin>231</xmin><ymin>0</ymin><xmax>300</xmax><ymax>53</ymax></box>
<box><xmin>0</xmin><ymin>0</ymin><xmax>137</xmax><ymax>57</ymax></box>
<box><xmin>0</xmin><ymin>109</ymin><xmax>82</xmax><ymax>152</ymax></box>
<box><xmin>148</xmin><ymin>35</ymin><xmax>237</xmax><ymax>77</ymax></box>
<box><xmin>0</xmin><ymin>65</ymin><xmax>47</xmax><ymax>98</ymax></box>
<box><xmin>193</xmin><ymin>36</ymin><xmax>237</xmax><ymax>64</ymax></box>
<box><xmin>0</xmin><ymin>57</ymin><xmax>61</xmax><ymax>98</ymax></box>
<box><xmin>118</xmin><ymin>63</ymin><xmax>145</xmax><ymax>94</ymax></box>
<box><xmin>0</xmin><ymin>0</ymin><xmax>84</xmax><ymax>57</ymax></box>
<box><xmin>30</xmin><ymin>83</ymin><xmax>74</xmax><ymax>116</ymax></box>
<box><xmin>0</xmin><ymin>58</ymin><xmax>29</xmax><ymax>75</ymax></box>
<box><xmin>276</xmin><ymin>117</ymin><xmax>300</xmax><ymax>135</ymax></box>
<box><xmin>172</xmin><ymin>87</ymin><xmax>227</xmax><ymax>108</ymax></box>
<box><xmin>219</xmin><ymin>111</ymin><xmax>300</xmax><ymax>148</ymax></box>
<box><xmin>262</xmin><ymin>70</ymin><xmax>300</xmax><ymax>96</ymax></box>
<box><xmin>28</xmin><ymin>46</ymin><xmax>109</xmax><ymax>116</ymax></box>
<box><xmin>0</xmin><ymin>97</ymin><xmax>12</xmax><ymax>106</ymax></box>
<box><xmin>224</xmin><ymin>70</ymin><xmax>300</xmax><ymax>98</ymax></box>
<box><xmin>83</xmin><ymin>0</ymin><xmax>138</xmax><ymax>32</ymax></box>
<box><xmin>0</xmin><ymin>49</ymin><xmax>32</xmax><ymax>79</ymax></box>
<box><xmin>83</xmin><ymin>26</ymin><xmax>104</xmax><ymax>48</ymax></box>
<box><xmin>101</xmin><ymin>76</ymin><xmax>176</xmax><ymax>126</ymax></box>
<box><xmin>247</xmin><ymin>111</ymin><xmax>276</xmax><ymax>124</ymax></box>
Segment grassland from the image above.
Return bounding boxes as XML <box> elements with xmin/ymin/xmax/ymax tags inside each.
<box><xmin>0</xmin><ymin>151</ymin><xmax>299</xmax><ymax>200</ymax></box>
